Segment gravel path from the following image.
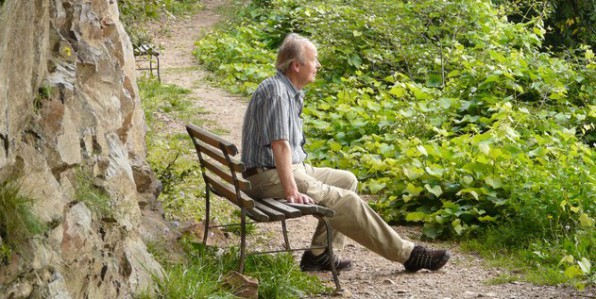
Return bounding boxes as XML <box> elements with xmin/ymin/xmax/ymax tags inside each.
<box><xmin>146</xmin><ymin>1</ymin><xmax>595</xmax><ymax>298</ymax></box>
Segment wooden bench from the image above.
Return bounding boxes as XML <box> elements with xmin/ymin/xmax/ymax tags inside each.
<box><xmin>134</xmin><ymin>44</ymin><xmax>161</xmax><ymax>82</ymax></box>
<box><xmin>186</xmin><ymin>123</ymin><xmax>341</xmax><ymax>291</ymax></box>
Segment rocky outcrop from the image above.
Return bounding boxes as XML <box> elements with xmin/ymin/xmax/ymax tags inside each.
<box><xmin>0</xmin><ymin>0</ymin><xmax>165</xmax><ymax>297</ymax></box>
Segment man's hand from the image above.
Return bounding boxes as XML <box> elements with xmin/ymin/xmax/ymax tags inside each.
<box><xmin>287</xmin><ymin>192</ymin><xmax>314</xmax><ymax>205</ymax></box>
<box><xmin>271</xmin><ymin>140</ymin><xmax>314</xmax><ymax>205</ymax></box>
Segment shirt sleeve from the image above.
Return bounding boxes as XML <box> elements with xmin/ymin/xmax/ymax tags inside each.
<box><xmin>260</xmin><ymin>92</ymin><xmax>290</xmax><ymax>146</ymax></box>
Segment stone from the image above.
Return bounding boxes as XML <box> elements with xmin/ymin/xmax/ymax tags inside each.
<box><xmin>223</xmin><ymin>271</ymin><xmax>259</xmax><ymax>299</ymax></box>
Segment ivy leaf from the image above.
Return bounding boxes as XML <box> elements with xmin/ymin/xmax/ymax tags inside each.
<box><xmin>402</xmin><ymin>194</ymin><xmax>414</xmax><ymax>202</ymax></box>
<box><xmin>403</xmin><ymin>167</ymin><xmax>424</xmax><ymax>180</ymax></box>
<box><xmin>578</xmin><ymin>258</ymin><xmax>591</xmax><ymax>274</ymax></box>
<box><xmin>389</xmin><ymin>86</ymin><xmax>406</xmax><ymax>98</ymax></box>
<box><xmin>579</xmin><ymin>213</ymin><xmax>595</xmax><ymax>228</ymax></box>
<box><xmin>484</xmin><ymin>176</ymin><xmax>502</xmax><ymax>189</ymax></box>
<box><xmin>405</xmin><ymin>183</ymin><xmax>424</xmax><ymax>196</ymax></box>
<box><xmin>417</xmin><ymin>145</ymin><xmax>428</xmax><ymax>157</ymax></box>
<box><xmin>479</xmin><ymin>143</ymin><xmax>490</xmax><ymax>155</ymax></box>
<box><xmin>347</xmin><ymin>54</ymin><xmax>362</xmax><ymax>68</ymax></box>
<box><xmin>407</xmin><ymin>83</ymin><xmax>431</xmax><ymax>100</ymax></box>
<box><xmin>425</xmin><ymin>166</ymin><xmax>444</xmax><ymax>178</ymax></box>
<box><xmin>352</xmin><ymin>30</ymin><xmax>363</xmax><ymax>37</ymax></box>
<box><xmin>422</xmin><ymin>222</ymin><xmax>442</xmax><ymax>239</ymax></box>
<box><xmin>452</xmin><ymin>219</ymin><xmax>463</xmax><ymax>235</ymax></box>
<box><xmin>406</xmin><ymin>212</ymin><xmax>427</xmax><ymax>222</ymax></box>
<box><xmin>457</xmin><ymin>188</ymin><xmax>479</xmax><ymax>200</ymax></box>
<box><xmin>425</xmin><ymin>184</ymin><xmax>443</xmax><ymax>197</ymax></box>
<box><xmin>564</xmin><ymin>265</ymin><xmax>583</xmax><ymax>279</ymax></box>
<box><xmin>478</xmin><ymin>215</ymin><xmax>497</xmax><ymax>222</ymax></box>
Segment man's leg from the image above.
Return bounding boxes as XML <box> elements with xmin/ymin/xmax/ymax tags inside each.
<box><xmin>302</xmin><ymin>164</ymin><xmax>356</xmax><ymax>254</ymax></box>
<box><xmin>293</xmin><ymin>164</ymin><xmax>415</xmax><ymax>263</ymax></box>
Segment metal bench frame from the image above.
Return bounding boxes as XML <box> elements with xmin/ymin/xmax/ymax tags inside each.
<box><xmin>134</xmin><ymin>44</ymin><xmax>161</xmax><ymax>82</ymax></box>
<box><xmin>186</xmin><ymin>124</ymin><xmax>341</xmax><ymax>291</ymax></box>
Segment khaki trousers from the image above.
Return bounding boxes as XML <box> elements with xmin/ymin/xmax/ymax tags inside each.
<box><xmin>244</xmin><ymin>163</ymin><xmax>415</xmax><ymax>263</ymax></box>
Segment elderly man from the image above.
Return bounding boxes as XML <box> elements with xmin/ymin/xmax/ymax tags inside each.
<box><xmin>241</xmin><ymin>33</ymin><xmax>450</xmax><ymax>272</ymax></box>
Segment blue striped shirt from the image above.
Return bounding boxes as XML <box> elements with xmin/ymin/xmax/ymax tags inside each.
<box><xmin>241</xmin><ymin>71</ymin><xmax>307</xmax><ymax>169</ymax></box>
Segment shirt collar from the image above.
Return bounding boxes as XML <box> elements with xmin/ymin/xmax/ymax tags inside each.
<box><xmin>276</xmin><ymin>70</ymin><xmax>304</xmax><ymax>100</ymax></box>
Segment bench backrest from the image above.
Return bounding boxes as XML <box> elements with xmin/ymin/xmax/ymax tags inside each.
<box><xmin>186</xmin><ymin>124</ymin><xmax>258</xmax><ymax>212</ymax></box>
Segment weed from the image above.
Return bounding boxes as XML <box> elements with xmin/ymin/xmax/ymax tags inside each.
<box><xmin>0</xmin><ymin>242</ymin><xmax>10</xmax><ymax>263</ymax></box>
<box><xmin>73</xmin><ymin>170</ymin><xmax>112</xmax><ymax>218</ymax></box>
<box><xmin>0</xmin><ymin>179</ymin><xmax>46</xmax><ymax>253</ymax></box>
<box><xmin>34</xmin><ymin>85</ymin><xmax>52</xmax><ymax>113</ymax></box>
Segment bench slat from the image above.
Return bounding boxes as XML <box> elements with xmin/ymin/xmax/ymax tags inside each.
<box><xmin>258</xmin><ymin>198</ymin><xmax>302</xmax><ymax>218</ymax></box>
<box><xmin>253</xmin><ymin>201</ymin><xmax>286</xmax><ymax>221</ymax></box>
<box><xmin>202</xmin><ymin>157</ymin><xmax>251</xmax><ymax>191</ymax></box>
<box><xmin>283</xmin><ymin>201</ymin><xmax>336</xmax><ymax>217</ymax></box>
<box><xmin>187</xmin><ymin>124</ymin><xmax>238</xmax><ymax>156</ymax></box>
<box><xmin>192</xmin><ymin>140</ymin><xmax>245</xmax><ymax>173</ymax></box>
<box><xmin>205</xmin><ymin>173</ymin><xmax>255</xmax><ymax>209</ymax></box>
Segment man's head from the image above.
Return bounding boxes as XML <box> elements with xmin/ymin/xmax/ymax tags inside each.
<box><xmin>276</xmin><ymin>33</ymin><xmax>321</xmax><ymax>89</ymax></box>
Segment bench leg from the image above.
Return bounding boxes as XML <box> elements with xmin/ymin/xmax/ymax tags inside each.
<box><xmin>203</xmin><ymin>189</ymin><xmax>211</xmax><ymax>245</ymax></box>
<box><xmin>156</xmin><ymin>56</ymin><xmax>161</xmax><ymax>82</ymax></box>
<box><xmin>149</xmin><ymin>55</ymin><xmax>154</xmax><ymax>77</ymax></box>
<box><xmin>238</xmin><ymin>208</ymin><xmax>248</xmax><ymax>273</ymax></box>
<box><xmin>281</xmin><ymin>219</ymin><xmax>291</xmax><ymax>250</ymax></box>
<box><xmin>319</xmin><ymin>216</ymin><xmax>342</xmax><ymax>292</ymax></box>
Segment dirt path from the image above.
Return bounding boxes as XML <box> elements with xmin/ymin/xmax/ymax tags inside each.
<box><xmin>146</xmin><ymin>1</ymin><xmax>594</xmax><ymax>298</ymax></box>
<box><xmin>150</xmin><ymin>0</ymin><xmax>246</xmax><ymax>144</ymax></box>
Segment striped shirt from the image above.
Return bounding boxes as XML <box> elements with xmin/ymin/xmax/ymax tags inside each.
<box><xmin>241</xmin><ymin>71</ymin><xmax>307</xmax><ymax>169</ymax></box>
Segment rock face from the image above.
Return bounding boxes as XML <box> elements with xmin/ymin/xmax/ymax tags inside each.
<box><xmin>0</xmin><ymin>0</ymin><xmax>165</xmax><ymax>297</ymax></box>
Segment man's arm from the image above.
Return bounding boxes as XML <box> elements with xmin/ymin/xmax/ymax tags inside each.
<box><xmin>271</xmin><ymin>140</ymin><xmax>314</xmax><ymax>204</ymax></box>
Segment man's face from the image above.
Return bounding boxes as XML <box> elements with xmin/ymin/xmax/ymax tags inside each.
<box><xmin>297</xmin><ymin>44</ymin><xmax>321</xmax><ymax>86</ymax></box>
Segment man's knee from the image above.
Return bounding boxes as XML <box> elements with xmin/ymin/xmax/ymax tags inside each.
<box><xmin>342</xmin><ymin>170</ymin><xmax>358</xmax><ymax>192</ymax></box>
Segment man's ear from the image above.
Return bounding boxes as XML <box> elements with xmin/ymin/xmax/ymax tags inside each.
<box><xmin>290</xmin><ymin>60</ymin><xmax>301</xmax><ymax>73</ymax></box>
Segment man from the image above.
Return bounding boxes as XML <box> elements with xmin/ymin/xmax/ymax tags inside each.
<box><xmin>241</xmin><ymin>33</ymin><xmax>450</xmax><ymax>272</ymax></box>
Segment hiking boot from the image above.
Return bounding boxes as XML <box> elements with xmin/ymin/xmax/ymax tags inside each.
<box><xmin>300</xmin><ymin>250</ymin><xmax>352</xmax><ymax>272</ymax></box>
<box><xmin>403</xmin><ymin>245</ymin><xmax>450</xmax><ymax>272</ymax></box>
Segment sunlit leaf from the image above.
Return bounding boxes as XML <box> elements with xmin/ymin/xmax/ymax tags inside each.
<box><xmin>579</xmin><ymin>213</ymin><xmax>595</xmax><ymax>228</ymax></box>
<box><xmin>578</xmin><ymin>258</ymin><xmax>591</xmax><ymax>274</ymax></box>
<box><xmin>389</xmin><ymin>86</ymin><xmax>406</xmax><ymax>98</ymax></box>
<box><xmin>406</xmin><ymin>212</ymin><xmax>427</xmax><ymax>222</ymax></box>
<box><xmin>484</xmin><ymin>176</ymin><xmax>502</xmax><ymax>189</ymax></box>
<box><xmin>425</xmin><ymin>184</ymin><xmax>443</xmax><ymax>197</ymax></box>
<box><xmin>417</xmin><ymin>145</ymin><xmax>428</xmax><ymax>157</ymax></box>
<box><xmin>452</xmin><ymin>219</ymin><xmax>463</xmax><ymax>235</ymax></box>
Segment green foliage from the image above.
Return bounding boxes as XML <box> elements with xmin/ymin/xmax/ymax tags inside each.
<box><xmin>463</xmin><ymin>224</ymin><xmax>596</xmax><ymax>288</ymax></box>
<box><xmin>0</xmin><ymin>180</ymin><xmax>46</xmax><ymax>254</ymax></box>
<box><xmin>74</xmin><ymin>169</ymin><xmax>113</xmax><ymax>218</ymax></box>
<box><xmin>0</xmin><ymin>242</ymin><xmax>10</xmax><ymax>264</ymax></box>
<box><xmin>147</xmin><ymin>238</ymin><xmax>327</xmax><ymax>298</ymax></box>
<box><xmin>493</xmin><ymin>0</ymin><xmax>596</xmax><ymax>49</ymax></box>
<box><xmin>33</xmin><ymin>84</ymin><xmax>52</xmax><ymax>114</ymax></box>
<box><xmin>193</xmin><ymin>0</ymin><xmax>596</xmax><ymax>286</ymax></box>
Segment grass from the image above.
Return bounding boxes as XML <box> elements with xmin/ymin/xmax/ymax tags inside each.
<box><xmin>461</xmin><ymin>223</ymin><xmax>596</xmax><ymax>289</ymax></box>
<box><xmin>0</xmin><ymin>179</ymin><xmax>46</xmax><ymax>260</ymax></box>
<box><xmin>143</xmin><ymin>238</ymin><xmax>328</xmax><ymax>298</ymax></box>
<box><xmin>73</xmin><ymin>169</ymin><xmax>113</xmax><ymax>218</ymax></box>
